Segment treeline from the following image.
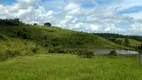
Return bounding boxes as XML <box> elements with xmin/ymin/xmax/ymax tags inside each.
<box><xmin>0</xmin><ymin>18</ymin><xmax>24</xmax><ymax>26</ymax></box>
<box><xmin>0</xmin><ymin>18</ymin><xmax>52</xmax><ymax>27</ymax></box>
<box><xmin>95</xmin><ymin>33</ymin><xmax>142</xmax><ymax>42</ymax></box>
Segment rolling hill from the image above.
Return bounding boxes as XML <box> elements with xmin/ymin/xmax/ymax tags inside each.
<box><xmin>0</xmin><ymin>24</ymin><xmax>128</xmax><ymax>53</ymax></box>
<box><xmin>116</xmin><ymin>38</ymin><xmax>141</xmax><ymax>46</ymax></box>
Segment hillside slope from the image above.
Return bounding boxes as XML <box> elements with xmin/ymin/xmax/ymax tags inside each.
<box><xmin>0</xmin><ymin>25</ymin><xmax>127</xmax><ymax>51</ymax></box>
<box><xmin>117</xmin><ymin>38</ymin><xmax>141</xmax><ymax>46</ymax></box>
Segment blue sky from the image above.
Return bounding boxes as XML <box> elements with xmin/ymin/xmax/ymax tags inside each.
<box><xmin>0</xmin><ymin>0</ymin><xmax>142</xmax><ymax>35</ymax></box>
<box><xmin>0</xmin><ymin>0</ymin><xmax>16</xmax><ymax>5</ymax></box>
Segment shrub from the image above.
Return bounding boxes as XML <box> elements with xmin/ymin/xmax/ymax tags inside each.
<box><xmin>0</xmin><ymin>53</ymin><xmax>7</xmax><ymax>61</ymax></box>
<box><xmin>76</xmin><ymin>41</ymin><xmax>84</xmax><ymax>45</ymax></box>
<box><xmin>44</xmin><ymin>22</ymin><xmax>51</xmax><ymax>26</ymax></box>
<box><xmin>4</xmin><ymin>50</ymin><xmax>16</xmax><ymax>58</ymax></box>
<box><xmin>0</xmin><ymin>34</ymin><xmax>4</xmax><ymax>40</ymax></box>
<box><xmin>13</xmin><ymin>51</ymin><xmax>21</xmax><ymax>56</ymax></box>
<box><xmin>77</xmin><ymin>49</ymin><xmax>94</xmax><ymax>58</ymax></box>
<box><xmin>48</xmin><ymin>47</ymin><xmax>55</xmax><ymax>53</ymax></box>
<box><xmin>16</xmin><ymin>28</ymin><xmax>32</xmax><ymax>39</ymax></box>
<box><xmin>33</xmin><ymin>23</ymin><xmax>38</xmax><ymax>26</ymax></box>
<box><xmin>108</xmin><ymin>50</ymin><xmax>117</xmax><ymax>56</ymax></box>
<box><xmin>48</xmin><ymin>47</ymin><xmax>94</xmax><ymax>58</ymax></box>
<box><xmin>0</xmin><ymin>18</ymin><xmax>23</xmax><ymax>26</ymax></box>
<box><xmin>0</xmin><ymin>50</ymin><xmax>21</xmax><ymax>61</ymax></box>
<box><xmin>48</xmin><ymin>47</ymin><xmax>66</xmax><ymax>53</ymax></box>
<box><xmin>31</xmin><ymin>48</ymin><xmax>39</xmax><ymax>53</ymax></box>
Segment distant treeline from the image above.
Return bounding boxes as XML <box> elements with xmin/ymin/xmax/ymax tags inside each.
<box><xmin>0</xmin><ymin>18</ymin><xmax>24</xmax><ymax>26</ymax></box>
<box><xmin>0</xmin><ymin>18</ymin><xmax>52</xmax><ymax>27</ymax></box>
<box><xmin>95</xmin><ymin>33</ymin><xmax>142</xmax><ymax>42</ymax></box>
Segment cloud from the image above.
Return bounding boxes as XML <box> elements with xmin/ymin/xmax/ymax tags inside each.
<box><xmin>0</xmin><ymin>0</ymin><xmax>142</xmax><ymax>35</ymax></box>
<box><xmin>130</xmin><ymin>23</ymin><xmax>142</xmax><ymax>35</ymax></box>
<box><xmin>118</xmin><ymin>6</ymin><xmax>142</xmax><ymax>14</ymax></box>
<box><xmin>0</xmin><ymin>0</ymin><xmax>53</xmax><ymax>24</ymax></box>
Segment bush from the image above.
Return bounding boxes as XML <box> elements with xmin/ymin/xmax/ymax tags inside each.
<box><xmin>0</xmin><ymin>50</ymin><xmax>21</xmax><ymax>61</ymax></box>
<box><xmin>77</xmin><ymin>49</ymin><xmax>94</xmax><ymax>58</ymax></box>
<box><xmin>44</xmin><ymin>22</ymin><xmax>51</xmax><ymax>26</ymax></box>
<box><xmin>0</xmin><ymin>18</ymin><xmax>23</xmax><ymax>26</ymax></box>
<box><xmin>16</xmin><ymin>28</ymin><xmax>32</xmax><ymax>39</ymax></box>
<box><xmin>0</xmin><ymin>34</ymin><xmax>4</xmax><ymax>40</ymax></box>
<box><xmin>48</xmin><ymin>47</ymin><xmax>66</xmax><ymax>53</ymax></box>
<box><xmin>48</xmin><ymin>47</ymin><xmax>94</xmax><ymax>58</ymax></box>
<box><xmin>33</xmin><ymin>23</ymin><xmax>38</xmax><ymax>26</ymax></box>
<box><xmin>108</xmin><ymin>50</ymin><xmax>117</xmax><ymax>56</ymax></box>
<box><xmin>4</xmin><ymin>50</ymin><xmax>16</xmax><ymax>58</ymax></box>
<box><xmin>31</xmin><ymin>48</ymin><xmax>38</xmax><ymax>53</ymax></box>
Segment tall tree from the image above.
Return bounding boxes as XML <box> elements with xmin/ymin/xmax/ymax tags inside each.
<box><xmin>124</xmin><ymin>37</ymin><xmax>129</xmax><ymax>47</ymax></box>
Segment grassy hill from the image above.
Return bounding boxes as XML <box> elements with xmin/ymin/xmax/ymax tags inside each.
<box><xmin>0</xmin><ymin>25</ymin><xmax>127</xmax><ymax>51</ymax></box>
<box><xmin>116</xmin><ymin>38</ymin><xmax>141</xmax><ymax>46</ymax></box>
<box><xmin>0</xmin><ymin>19</ymin><xmax>131</xmax><ymax>60</ymax></box>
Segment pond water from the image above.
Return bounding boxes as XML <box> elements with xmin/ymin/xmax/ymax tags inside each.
<box><xmin>88</xmin><ymin>49</ymin><xmax>139</xmax><ymax>54</ymax></box>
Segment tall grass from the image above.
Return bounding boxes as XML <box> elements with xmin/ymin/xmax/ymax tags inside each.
<box><xmin>0</xmin><ymin>54</ymin><xmax>141</xmax><ymax>80</ymax></box>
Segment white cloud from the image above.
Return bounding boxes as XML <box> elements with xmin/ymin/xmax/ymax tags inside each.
<box><xmin>130</xmin><ymin>23</ymin><xmax>142</xmax><ymax>35</ymax></box>
<box><xmin>123</xmin><ymin>11</ymin><xmax>142</xmax><ymax>20</ymax></box>
<box><xmin>0</xmin><ymin>0</ymin><xmax>53</xmax><ymax>24</ymax></box>
<box><xmin>0</xmin><ymin>0</ymin><xmax>142</xmax><ymax>35</ymax></box>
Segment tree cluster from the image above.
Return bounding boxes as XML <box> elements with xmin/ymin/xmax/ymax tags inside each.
<box><xmin>0</xmin><ymin>18</ymin><xmax>24</xmax><ymax>26</ymax></box>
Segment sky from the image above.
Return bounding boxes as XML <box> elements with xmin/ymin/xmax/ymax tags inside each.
<box><xmin>0</xmin><ymin>0</ymin><xmax>142</xmax><ymax>35</ymax></box>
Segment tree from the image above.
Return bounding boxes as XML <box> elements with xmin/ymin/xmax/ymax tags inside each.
<box><xmin>124</xmin><ymin>37</ymin><xmax>129</xmax><ymax>47</ymax></box>
<box><xmin>116</xmin><ymin>40</ymin><xmax>122</xmax><ymax>45</ymax></box>
<box><xmin>14</xmin><ymin>18</ymin><xmax>20</xmax><ymax>21</ymax></box>
<box><xmin>109</xmin><ymin>50</ymin><xmax>117</xmax><ymax>56</ymax></box>
<box><xmin>44</xmin><ymin>22</ymin><xmax>51</xmax><ymax>26</ymax></box>
<box><xmin>138</xmin><ymin>44</ymin><xmax>142</xmax><ymax>51</ymax></box>
<box><xmin>33</xmin><ymin>23</ymin><xmax>38</xmax><ymax>26</ymax></box>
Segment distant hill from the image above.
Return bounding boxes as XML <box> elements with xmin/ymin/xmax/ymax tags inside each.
<box><xmin>95</xmin><ymin>33</ymin><xmax>142</xmax><ymax>42</ymax></box>
<box><xmin>116</xmin><ymin>38</ymin><xmax>141</xmax><ymax>46</ymax></box>
<box><xmin>95</xmin><ymin>33</ymin><xmax>142</xmax><ymax>47</ymax></box>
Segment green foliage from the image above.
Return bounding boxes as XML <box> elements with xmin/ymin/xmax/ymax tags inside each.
<box><xmin>137</xmin><ymin>44</ymin><xmax>142</xmax><ymax>53</ymax></box>
<box><xmin>48</xmin><ymin>47</ymin><xmax>94</xmax><ymax>58</ymax></box>
<box><xmin>0</xmin><ymin>34</ymin><xmax>5</xmax><ymax>40</ymax></box>
<box><xmin>33</xmin><ymin>23</ymin><xmax>38</xmax><ymax>26</ymax></box>
<box><xmin>77</xmin><ymin>49</ymin><xmax>94</xmax><ymax>58</ymax></box>
<box><xmin>108</xmin><ymin>38</ymin><xmax>123</xmax><ymax>45</ymax></box>
<box><xmin>108</xmin><ymin>50</ymin><xmax>117</xmax><ymax>56</ymax></box>
<box><xmin>44</xmin><ymin>22</ymin><xmax>51</xmax><ymax>26</ymax></box>
<box><xmin>31</xmin><ymin>48</ymin><xmax>39</xmax><ymax>53</ymax></box>
<box><xmin>0</xmin><ymin>18</ymin><xmax>23</xmax><ymax>26</ymax></box>
<box><xmin>96</xmin><ymin>33</ymin><xmax>142</xmax><ymax>43</ymax></box>
<box><xmin>48</xmin><ymin>47</ymin><xmax>66</xmax><ymax>53</ymax></box>
<box><xmin>117</xmin><ymin>38</ymin><xmax>141</xmax><ymax>47</ymax></box>
<box><xmin>138</xmin><ymin>44</ymin><xmax>142</xmax><ymax>50</ymax></box>
<box><xmin>124</xmin><ymin>37</ymin><xmax>130</xmax><ymax>47</ymax></box>
<box><xmin>0</xmin><ymin>50</ymin><xmax>20</xmax><ymax>61</ymax></box>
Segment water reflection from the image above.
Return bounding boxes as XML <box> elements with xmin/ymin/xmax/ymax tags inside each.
<box><xmin>88</xmin><ymin>49</ymin><xmax>139</xmax><ymax>54</ymax></box>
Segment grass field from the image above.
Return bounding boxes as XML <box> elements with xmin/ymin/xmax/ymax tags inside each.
<box><xmin>0</xmin><ymin>54</ymin><xmax>142</xmax><ymax>80</ymax></box>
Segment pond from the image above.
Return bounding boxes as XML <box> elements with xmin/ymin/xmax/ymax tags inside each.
<box><xmin>88</xmin><ymin>49</ymin><xmax>139</xmax><ymax>54</ymax></box>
